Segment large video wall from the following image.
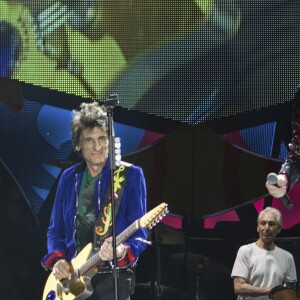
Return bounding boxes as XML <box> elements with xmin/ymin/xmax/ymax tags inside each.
<box><xmin>1</xmin><ymin>0</ymin><xmax>299</xmax><ymax>124</ymax></box>
<box><xmin>0</xmin><ymin>0</ymin><xmax>299</xmax><ymax>222</ymax></box>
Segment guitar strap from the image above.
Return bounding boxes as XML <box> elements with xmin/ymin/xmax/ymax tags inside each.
<box><xmin>93</xmin><ymin>163</ymin><xmax>131</xmax><ymax>252</ymax></box>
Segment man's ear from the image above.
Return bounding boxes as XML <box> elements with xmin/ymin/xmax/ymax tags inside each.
<box><xmin>75</xmin><ymin>146</ymin><xmax>80</xmax><ymax>151</ymax></box>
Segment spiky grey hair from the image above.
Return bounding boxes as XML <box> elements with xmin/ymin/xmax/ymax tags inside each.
<box><xmin>71</xmin><ymin>102</ymin><xmax>108</xmax><ymax>150</ymax></box>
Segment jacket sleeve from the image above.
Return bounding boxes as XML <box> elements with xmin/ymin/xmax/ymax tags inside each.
<box><xmin>41</xmin><ymin>171</ymin><xmax>70</xmax><ymax>269</ymax></box>
<box><xmin>116</xmin><ymin>165</ymin><xmax>148</xmax><ymax>266</ymax></box>
<box><xmin>279</xmin><ymin>158</ymin><xmax>300</xmax><ymax>192</ymax></box>
<box><xmin>279</xmin><ymin>85</ymin><xmax>300</xmax><ymax>191</ymax></box>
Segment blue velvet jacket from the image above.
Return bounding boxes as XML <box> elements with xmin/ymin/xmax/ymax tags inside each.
<box><xmin>41</xmin><ymin>159</ymin><xmax>148</xmax><ymax>269</ymax></box>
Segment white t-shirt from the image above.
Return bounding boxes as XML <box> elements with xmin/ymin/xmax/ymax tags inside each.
<box><xmin>231</xmin><ymin>242</ymin><xmax>297</xmax><ymax>300</ymax></box>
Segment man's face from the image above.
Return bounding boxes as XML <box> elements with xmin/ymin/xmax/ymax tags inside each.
<box><xmin>257</xmin><ymin>212</ymin><xmax>281</xmax><ymax>245</ymax></box>
<box><xmin>76</xmin><ymin>127</ymin><xmax>109</xmax><ymax>168</ymax></box>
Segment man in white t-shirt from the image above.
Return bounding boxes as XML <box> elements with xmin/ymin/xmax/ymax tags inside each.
<box><xmin>231</xmin><ymin>207</ymin><xmax>297</xmax><ymax>300</ymax></box>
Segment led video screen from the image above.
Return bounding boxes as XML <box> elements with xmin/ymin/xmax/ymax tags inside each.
<box><xmin>0</xmin><ymin>0</ymin><xmax>299</xmax><ymax>123</ymax></box>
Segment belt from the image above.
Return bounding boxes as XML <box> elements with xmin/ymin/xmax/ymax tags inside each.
<box><xmin>97</xmin><ymin>266</ymin><xmax>134</xmax><ymax>275</ymax></box>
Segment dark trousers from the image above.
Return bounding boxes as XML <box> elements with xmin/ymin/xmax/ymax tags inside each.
<box><xmin>88</xmin><ymin>269</ymin><xmax>135</xmax><ymax>300</ymax></box>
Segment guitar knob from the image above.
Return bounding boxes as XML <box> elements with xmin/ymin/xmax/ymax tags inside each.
<box><xmin>46</xmin><ymin>290</ymin><xmax>56</xmax><ymax>300</ymax></box>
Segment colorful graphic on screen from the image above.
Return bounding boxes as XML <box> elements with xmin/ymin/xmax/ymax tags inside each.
<box><xmin>0</xmin><ymin>0</ymin><xmax>298</xmax><ymax>123</ymax></box>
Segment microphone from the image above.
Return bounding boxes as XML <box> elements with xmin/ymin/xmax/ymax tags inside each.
<box><xmin>266</xmin><ymin>173</ymin><xmax>293</xmax><ymax>209</ymax></box>
<box><xmin>104</xmin><ymin>94</ymin><xmax>119</xmax><ymax>108</ymax></box>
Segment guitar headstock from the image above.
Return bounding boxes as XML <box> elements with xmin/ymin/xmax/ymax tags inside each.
<box><xmin>140</xmin><ymin>203</ymin><xmax>169</xmax><ymax>229</ymax></box>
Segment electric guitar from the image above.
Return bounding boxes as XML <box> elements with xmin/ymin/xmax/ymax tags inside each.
<box><xmin>1</xmin><ymin>0</ymin><xmax>110</xmax><ymax>99</ymax></box>
<box><xmin>42</xmin><ymin>202</ymin><xmax>168</xmax><ymax>300</ymax></box>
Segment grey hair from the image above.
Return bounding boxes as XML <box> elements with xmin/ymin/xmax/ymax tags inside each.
<box><xmin>257</xmin><ymin>207</ymin><xmax>282</xmax><ymax>229</ymax></box>
<box><xmin>71</xmin><ymin>102</ymin><xmax>108</xmax><ymax>149</ymax></box>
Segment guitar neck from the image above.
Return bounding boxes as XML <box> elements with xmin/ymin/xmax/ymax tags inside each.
<box><xmin>79</xmin><ymin>219</ymin><xmax>140</xmax><ymax>275</ymax></box>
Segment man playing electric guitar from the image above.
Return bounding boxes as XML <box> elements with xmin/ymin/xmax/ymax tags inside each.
<box><xmin>41</xmin><ymin>101</ymin><xmax>148</xmax><ymax>300</ymax></box>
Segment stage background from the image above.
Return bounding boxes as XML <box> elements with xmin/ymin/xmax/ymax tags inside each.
<box><xmin>0</xmin><ymin>1</ymin><xmax>299</xmax><ymax>299</ymax></box>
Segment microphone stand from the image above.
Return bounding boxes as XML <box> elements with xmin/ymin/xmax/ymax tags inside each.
<box><xmin>105</xmin><ymin>94</ymin><xmax>119</xmax><ymax>300</ymax></box>
<box><xmin>151</xmin><ymin>227</ymin><xmax>162</xmax><ymax>300</ymax></box>
<box><xmin>181</xmin><ymin>126</ymin><xmax>195</xmax><ymax>299</ymax></box>
<box><xmin>181</xmin><ymin>206</ymin><xmax>192</xmax><ymax>299</ymax></box>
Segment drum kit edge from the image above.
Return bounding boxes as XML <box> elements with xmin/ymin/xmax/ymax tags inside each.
<box><xmin>136</xmin><ymin>207</ymin><xmax>300</xmax><ymax>300</ymax></box>
<box><xmin>269</xmin><ymin>281</ymin><xmax>300</xmax><ymax>300</ymax></box>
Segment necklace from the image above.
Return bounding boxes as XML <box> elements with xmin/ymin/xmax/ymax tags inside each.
<box><xmin>85</xmin><ymin>170</ymin><xmax>93</xmax><ymax>188</ymax></box>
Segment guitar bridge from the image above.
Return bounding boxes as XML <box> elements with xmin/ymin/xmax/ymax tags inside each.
<box><xmin>60</xmin><ymin>278</ymin><xmax>70</xmax><ymax>295</ymax></box>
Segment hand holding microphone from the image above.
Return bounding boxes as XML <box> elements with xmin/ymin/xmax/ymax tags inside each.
<box><xmin>266</xmin><ymin>173</ymin><xmax>292</xmax><ymax>209</ymax></box>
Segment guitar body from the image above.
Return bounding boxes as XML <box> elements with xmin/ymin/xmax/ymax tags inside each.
<box><xmin>43</xmin><ymin>243</ymin><xmax>96</xmax><ymax>300</ymax></box>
